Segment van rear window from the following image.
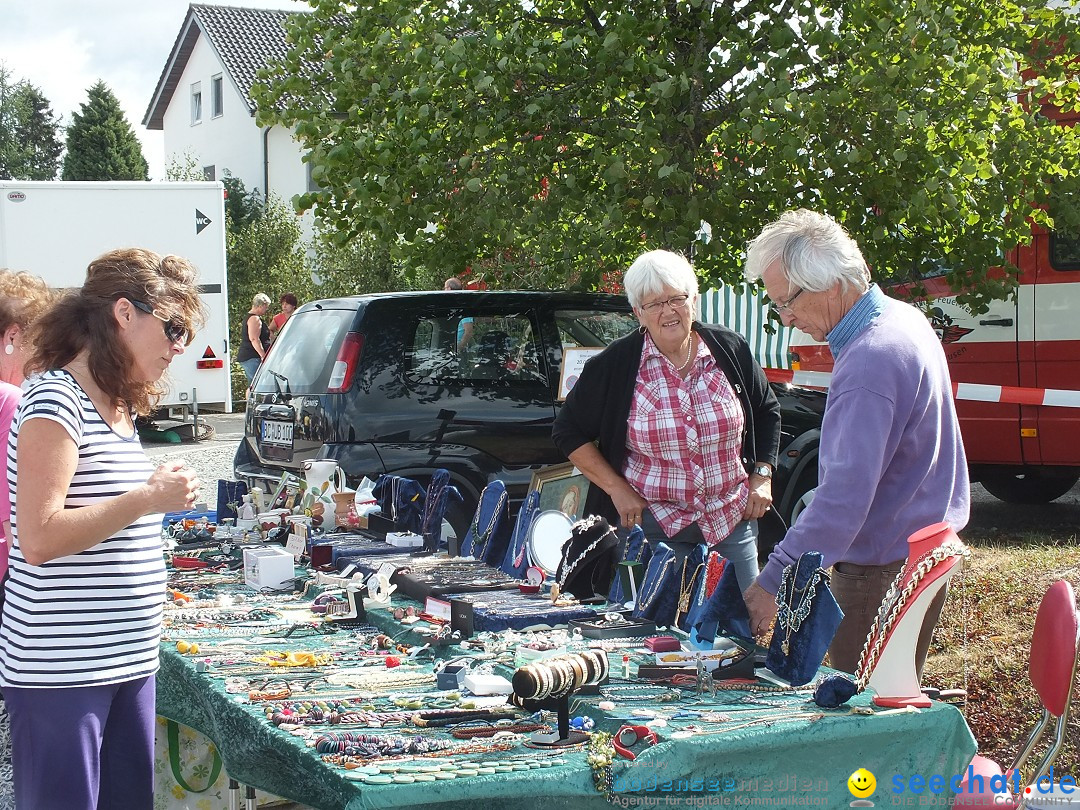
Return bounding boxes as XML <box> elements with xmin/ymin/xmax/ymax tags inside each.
<box><xmin>253</xmin><ymin>309</ymin><xmax>353</xmax><ymax>395</ymax></box>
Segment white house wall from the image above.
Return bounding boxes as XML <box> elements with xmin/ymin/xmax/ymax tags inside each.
<box><xmin>162</xmin><ymin>32</ymin><xmax>313</xmax><ymax>244</ymax></box>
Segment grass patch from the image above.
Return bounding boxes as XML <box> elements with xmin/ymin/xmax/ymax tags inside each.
<box><xmin>923</xmin><ymin>532</ymin><xmax>1080</xmax><ymax>771</ymax></box>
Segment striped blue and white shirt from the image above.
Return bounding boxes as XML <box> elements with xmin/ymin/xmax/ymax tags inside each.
<box><xmin>1</xmin><ymin>370</ymin><xmax>165</xmax><ymax>688</ymax></box>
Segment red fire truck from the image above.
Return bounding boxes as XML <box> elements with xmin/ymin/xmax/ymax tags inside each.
<box><xmin>783</xmin><ymin>104</ymin><xmax>1080</xmax><ymax>504</ymax></box>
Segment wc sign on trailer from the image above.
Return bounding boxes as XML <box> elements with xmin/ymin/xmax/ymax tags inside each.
<box><xmin>0</xmin><ymin>180</ymin><xmax>233</xmax><ymax>418</ymax></box>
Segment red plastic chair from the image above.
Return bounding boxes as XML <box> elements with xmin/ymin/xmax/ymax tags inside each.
<box><xmin>955</xmin><ymin>579</ymin><xmax>1080</xmax><ymax>808</ymax></box>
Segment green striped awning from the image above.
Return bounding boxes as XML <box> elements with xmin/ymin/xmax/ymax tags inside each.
<box><xmin>698</xmin><ymin>286</ymin><xmax>791</xmax><ymax>370</ymax></box>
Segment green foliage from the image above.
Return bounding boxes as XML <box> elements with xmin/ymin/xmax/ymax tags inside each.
<box><xmin>225</xmin><ymin>192</ymin><xmax>309</xmax><ymax>336</ymax></box>
<box><xmin>0</xmin><ymin>65</ymin><xmax>63</xmax><ymax>180</ymax></box>
<box><xmin>165</xmin><ymin>151</ymin><xmax>206</xmax><ymax>182</ymax></box>
<box><xmin>254</xmin><ymin>0</ymin><xmax>1080</xmax><ymax>310</ymax></box>
<box><xmin>62</xmin><ymin>81</ymin><xmax>149</xmax><ymax>181</ymax></box>
<box><xmin>311</xmin><ymin>222</ymin><xmax>412</xmax><ymax>296</ymax></box>
<box><xmin>222</xmin><ymin>173</ymin><xmax>264</xmax><ymax>233</ymax></box>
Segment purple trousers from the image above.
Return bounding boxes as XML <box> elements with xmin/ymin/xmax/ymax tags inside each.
<box><xmin>4</xmin><ymin>675</ymin><xmax>156</xmax><ymax>810</ymax></box>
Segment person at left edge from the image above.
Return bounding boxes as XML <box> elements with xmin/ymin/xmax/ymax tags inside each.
<box><xmin>1</xmin><ymin>248</ymin><xmax>204</xmax><ymax>810</ymax></box>
<box><xmin>552</xmin><ymin>249</ymin><xmax>781</xmax><ymax>589</ymax></box>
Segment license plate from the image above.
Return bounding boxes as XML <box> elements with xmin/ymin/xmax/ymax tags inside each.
<box><xmin>260</xmin><ymin>419</ymin><xmax>294</xmax><ymax>448</ymax></box>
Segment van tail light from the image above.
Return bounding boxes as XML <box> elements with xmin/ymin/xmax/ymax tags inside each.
<box><xmin>328</xmin><ymin>332</ymin><xmax>363</xmax><ymax>393</ymax></box>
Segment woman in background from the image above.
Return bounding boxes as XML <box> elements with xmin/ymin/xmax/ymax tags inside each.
<box><xmin>237</xmin><ymin>292</ymin><xmax>271</xmax><ymax>381</ymax></box>
<box><xmin>1</xmin><ymin>249</ymin><xmax>203</xmax><ymax>809</ymax></box>
<box><xmin>0</xmin><ymin>268</ymin><xmax>54</xmax><ymax>810</ymax></box>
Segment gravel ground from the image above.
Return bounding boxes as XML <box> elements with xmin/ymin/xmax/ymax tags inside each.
<box><xmin>143</xmin><ymin>411</ymin><xmax>246</xmax><ymax>512</ymax></box>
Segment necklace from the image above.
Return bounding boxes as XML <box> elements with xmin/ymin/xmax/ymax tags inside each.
<box><xmin>469</xmin><ymin>487</ymin><xmax>507</xmax><ymax>559</ymax></box>
<box><xmin>421</xmin><ymin>472</ymin><xmax>451</xmax><ymax>540</ymax></box>
<box><xmin>557</xmin><ymin>518</ymin><xmax>616</xmax><ymax>588</ymax></box>
<box><xmin>511</xmin><ymin>491</ymin><xmax>540</xmax><ymax>568</ymax></box>
<box><xmin>673</xmin><ymin>335</ymin><xmax>695</xmax><ymax>373</ymax></box>
<box><xmin>390</xmin><ymin>476</ymin><xmax>400</xmax><ymax>524</ymax></box>
<box><xmin>774</xmin><ymin>556</ymin><xmax>823</xmax><ymax>655</ymax></box>
<box><xmin>854</xmin><ymin>538</ymin><xmax>969</xmax><ymax>686</ymax></box>
<box><xmin>636</xmin><ymin>554</ymin><xmax>675</xmax><ymax>610</ymax></box>
<box><xmin>676</xmin><ymin>558</ymin><xmax>704</xmax><ymax>619</ymax></box>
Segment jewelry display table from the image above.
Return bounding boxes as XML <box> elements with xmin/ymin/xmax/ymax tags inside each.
<box><xmin>156</xmin><ymin>584</ymin><xmax>977</xmax><ymax>810</ymax></box>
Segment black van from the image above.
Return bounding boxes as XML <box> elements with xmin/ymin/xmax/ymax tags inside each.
<box><xmin>233</xmin><ymin>291</ymin><xmax>824</xmax><ymax>543</ymax></box>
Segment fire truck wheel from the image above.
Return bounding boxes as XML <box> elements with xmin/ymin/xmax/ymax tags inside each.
<box><xmin>980</xmin><ymin>469</ymin><xmax>1080</xmax><ymax>505</ymax></box>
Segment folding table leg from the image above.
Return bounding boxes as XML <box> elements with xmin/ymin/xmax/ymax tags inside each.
<box><xmin>228</xmin><ymin>778</ymin><xmax>241</xmax><ymax>810</ymax></box>
<box><xmin>245</xmin><ymin>785</ymin><xmax>257</xmax><ymax>810</ymax></box>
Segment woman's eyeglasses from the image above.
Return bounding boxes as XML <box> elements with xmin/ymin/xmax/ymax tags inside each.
<box><xmin>639</xmin><ymin>294</ymin><xmax>691</xmax><ymax>314</ymax></box>
<box><xmin>130</xmin><ymin>300</ymin><xmax>189</xmax><ymax>344</ymax></box>
<box><xmin>768</xmin><ymin>287</ymin><xmax>804</xmax><ymax>315</ymax></box>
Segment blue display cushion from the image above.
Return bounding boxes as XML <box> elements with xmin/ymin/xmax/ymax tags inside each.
<box><xmin>163</xmin><ymin>509</ymin><xmax>218</xmax><ymax>527</ymax></box>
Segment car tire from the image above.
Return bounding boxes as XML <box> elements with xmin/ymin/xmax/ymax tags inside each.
<box><xmin>778</xmin><ymin>467</ymin><xmax>817</xmax><ymax>528</ymax></box>
<box><xmin>980</xmin><ymin>469</ymin><xmax>1080</xmax><ymax>505</ymax></box>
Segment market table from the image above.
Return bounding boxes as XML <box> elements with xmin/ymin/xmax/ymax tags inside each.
<box><xmin>156</xmin><ymin>599</ymin><xmax>977</xmax><ymax>810</ymax></box>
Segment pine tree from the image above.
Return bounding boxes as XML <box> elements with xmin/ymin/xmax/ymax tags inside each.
<box><xmin>62</xmin><ymin>80</ymin><xmax>148</xmax><ymax>181</ymax></box>
<box><xmin>12</xmin><ymin>84</ymin><xmax>62</xmax><ymax>180</ymax></box>
<box><xmin>0</xmin><ymin>66</ymin><xmax>62</xmax><ymax>180</ymax></box>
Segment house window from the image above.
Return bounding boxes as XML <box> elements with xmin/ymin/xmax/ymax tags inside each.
<box><xmin>191</xmin><ymin>82</ymin><xmax>202</xmax><ymax>125</ymax></box>
<box><xmin>306</xmin><ymin>162</ymin><xmax>324</xmax><ymax>193</ymax></box>
<box><xmin>211</xmin><ymin>75</ymin><xmax>223</xmax><ymax>118</ymax></box>
<box><xmin>202</xmin><ymin>165</ymin><xmax>216</xmax><ymax>181</ymax></box>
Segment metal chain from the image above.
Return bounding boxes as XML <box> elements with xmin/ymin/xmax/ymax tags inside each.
<box><xmin>855</xmin><ymin>539</ymin><xmax>970</xmax><ymax>688</ymax></box>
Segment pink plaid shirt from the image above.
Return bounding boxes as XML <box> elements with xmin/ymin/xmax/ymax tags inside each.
<box><xmin>623</xmin><ymin>335</ymin><xmax>748</xmax><ymax>543</ymax></box>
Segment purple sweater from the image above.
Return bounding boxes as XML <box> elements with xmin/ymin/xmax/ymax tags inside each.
<box><xmin>758</xmin><ymin>291</ymin><xmax>970</xmax><ymax>593</ymax></box>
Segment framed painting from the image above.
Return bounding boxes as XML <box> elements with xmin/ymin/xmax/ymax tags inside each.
<box><xmin>529</xmin><ymin>462</ymin><xmax>591</xmax><ymax>523</ymax></box>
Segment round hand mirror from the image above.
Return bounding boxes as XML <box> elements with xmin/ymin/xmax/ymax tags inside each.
<box><xmin>527</xmin><ymin>510</ymin><xmax>573</xmax><ymax>575</ymax></box>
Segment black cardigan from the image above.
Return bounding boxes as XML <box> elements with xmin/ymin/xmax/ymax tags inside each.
<box><xmin>552</xmin><ymin>322</ymin><xmax>782</xmax><ymax>526</ymax></box>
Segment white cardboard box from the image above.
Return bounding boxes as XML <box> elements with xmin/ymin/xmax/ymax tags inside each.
<box><xmin>243</xmin><ymin>546</ymin><xmax>296</xmax><ymax>591</ymax></box>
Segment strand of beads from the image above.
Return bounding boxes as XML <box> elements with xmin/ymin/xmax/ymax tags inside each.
<box><xmin>314</xmin><ymin>732</ymin><xmax>458</xmax><ymax>757</ymax></box>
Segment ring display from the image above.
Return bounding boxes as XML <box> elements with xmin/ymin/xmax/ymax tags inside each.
<box><xmin>526</xmin><ymin>510</ymin><xmax>573</xmax><ymax>575</ymax></box>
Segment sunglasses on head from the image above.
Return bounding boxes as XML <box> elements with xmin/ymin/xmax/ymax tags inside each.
<box><xmin>129</xmin><ymin>299</ymin><xmax>189</xmax><ymax>344</ymax></box>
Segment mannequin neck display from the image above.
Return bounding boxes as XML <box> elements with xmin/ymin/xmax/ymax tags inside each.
<box><xmin>857</xmin><ymin>522</ymin><xmax>969</xmax><ymax>707</ymax></box>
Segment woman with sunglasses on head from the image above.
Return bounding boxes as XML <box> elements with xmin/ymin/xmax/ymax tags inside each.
<box><xmin>553</xmin><ymin>250</ymin><xmax>780</xmax><ymax>603</ymax></box>
<box><xmin>0</xmin><ymin>248</ymin><xmax>203</xmax><ymax>809</ymax></box>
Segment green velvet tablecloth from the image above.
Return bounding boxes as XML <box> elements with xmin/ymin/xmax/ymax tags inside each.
<box><xmin>157</xmin><ymin>641</ymin><xmax>976</xmax><ymax>810</ymax></box>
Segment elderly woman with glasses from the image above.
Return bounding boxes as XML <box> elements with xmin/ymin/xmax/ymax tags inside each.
<box><xmin>553</xmin><ymin>249</ymin><xmax>781</xmax><ymax>599</ymax></box>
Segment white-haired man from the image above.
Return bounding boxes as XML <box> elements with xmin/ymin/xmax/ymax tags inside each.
<box><xmin>741</xmin><ymin>209</ymin><xmax>969</xmax><ymax>677</ymax></box>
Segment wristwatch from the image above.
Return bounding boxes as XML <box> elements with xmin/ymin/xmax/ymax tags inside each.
<box><xmin>752</xmin><ymin>463</ymin><xmax>773</xmax><ymax>479</ymax></box>
<box><xmin>613</xmin><ymin>724</ymin><xmax>660</xmax><ymax>760</ymax></box>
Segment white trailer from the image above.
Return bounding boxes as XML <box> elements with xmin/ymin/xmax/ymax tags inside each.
<box><xmin>0</xmin><ymin>181</ymin><xmax>232</xmax><ymax>418</ymax></box>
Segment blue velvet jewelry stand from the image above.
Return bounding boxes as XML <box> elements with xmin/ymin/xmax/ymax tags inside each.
<box><xmin>372</xmin><ymin>474</ymin><xmax>426</xmax><ymax>535</ymax></box>
<box><xmin>500</xmin><ymin>489</ymin><xmax>540</xmax><ymax>578</ymax></box>
<box><xmin>459</xmin><ymin>480</ymin><xmax>511</xmax><ymax>565</ymax></box>
<box><xmin>607</xmin><ymin>525</ymin><xmax>651</xmax><ymax>605</ymax></box>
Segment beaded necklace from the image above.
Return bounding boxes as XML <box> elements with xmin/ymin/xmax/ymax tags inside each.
<box><xmin>774</xmin><ymin>556</ymin><xmax>824</xmax><ymax>655</ymax></box>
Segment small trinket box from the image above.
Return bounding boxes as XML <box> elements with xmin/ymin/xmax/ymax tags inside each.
<box><xmin>644</xmin><ymin>635</ymin><xmax>681</xmax><ymax>653</ymax></box>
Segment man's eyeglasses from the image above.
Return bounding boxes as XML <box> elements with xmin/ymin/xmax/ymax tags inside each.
<box><xmin>130</xmin><ymin>300</ymin><xmax>189</xmax><ymax>344</ymax></box>
<box><xmin>639</xmin><ymin>294</ymin><xmax>691</xmax><ymax>314</ymax></box>
<box><xmin>768</xmin><ymin>287</ymin><xmax>804</xmax><ymax>316</ymax></box>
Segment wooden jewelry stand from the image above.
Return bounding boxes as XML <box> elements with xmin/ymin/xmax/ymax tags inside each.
<box><xmin>861</xmin><ymin>522</ymin><xmax>967</xmax><ymax>708</ymax></box>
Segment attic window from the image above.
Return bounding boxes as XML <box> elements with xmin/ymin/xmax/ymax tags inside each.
<box><xmin>211</xmin><ymin>75</ymin><xmax>223</xmax><ymax>118</ymax></box>
<box><xmin>191</xmin><ymin>82</ymin><xmax>202</xmax><ymax>126</ymax></box>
